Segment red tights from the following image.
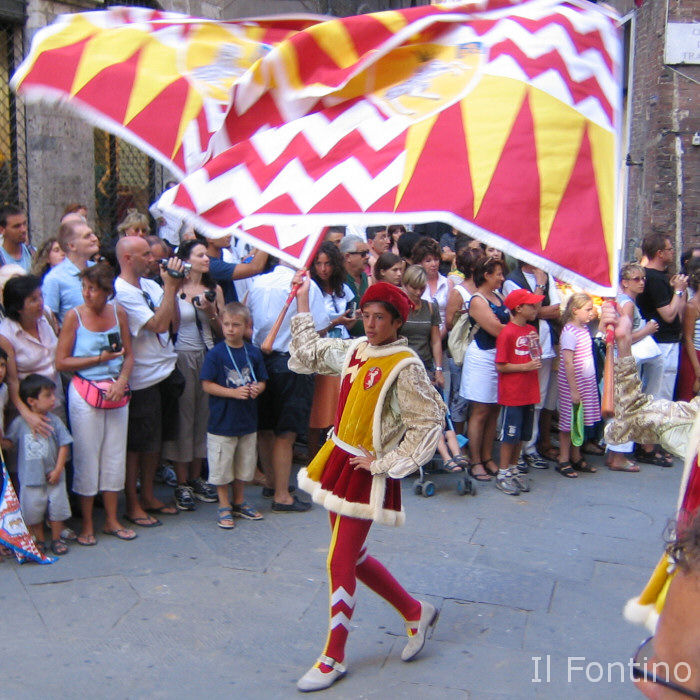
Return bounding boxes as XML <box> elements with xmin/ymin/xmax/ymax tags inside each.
<box><xmin>320</xmin><ymin>512</ymin><xmax>421</xmax><ymax>669</ymax></box>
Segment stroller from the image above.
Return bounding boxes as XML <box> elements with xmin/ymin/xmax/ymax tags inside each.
<box><xmin>414</xmin><ymin>393</ymin><xmax>476</xmax><ymax>498</ymax></box>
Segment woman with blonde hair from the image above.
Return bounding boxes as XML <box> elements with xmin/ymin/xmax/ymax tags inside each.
<box><xmin>116</xmin><ymin>209</ymin><xmax>150</xmax><ymax>238</ymax></box>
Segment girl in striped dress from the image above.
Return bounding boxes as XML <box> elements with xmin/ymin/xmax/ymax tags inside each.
<box><xmin>557</xmin><ymin>293</ymin><xmax>601</xmax><ymax>478</ymax></box>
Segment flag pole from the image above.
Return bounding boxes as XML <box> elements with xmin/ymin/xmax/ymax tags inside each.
<box><xmin>260</xmin><ymin>229</ymin><xmax>328</xmax><ymax>354</ymax></box>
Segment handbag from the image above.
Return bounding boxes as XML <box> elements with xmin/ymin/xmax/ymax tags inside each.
<box><xmin>631</xmin><ymin>334</ymin><xmax>661</xmax><ymax>362</ymax></box>
<box><xmin>72</xmin><ymin>374</ymin><xmax>131</xmax><ymax>409</ymax></box>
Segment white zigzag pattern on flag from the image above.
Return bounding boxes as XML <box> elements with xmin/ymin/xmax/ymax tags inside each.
<box><xmin>331</xmin><ymin>586</ymin><xmax>356</xmax><ymax>609</ymax></box>
<box><xmin>186</xmin><ymin>153</ymin><xmax>406</xmax><ymax>216</ymax></box>
<box><xmin>505</xmin><ymin>1</ymin><xmax>620</xmax><ymax>62</ymax></box>
<box><xmin>331</xmin><ymin>611</ymin><xmax>352</xmax><ymax>630</ymax></box>
<box><xmin>250</xmin><ymin>101</ymin><xmax>404</xmax><ymax>165</ymax></box>
<box><xmin>467</xmin><ymin>21</ymin><xmax>618</xmax><ymax>106</ymax></box>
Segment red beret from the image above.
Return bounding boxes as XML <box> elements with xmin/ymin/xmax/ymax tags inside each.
<box><xmin>360</xmin><ymin>282</ymin><xmax>414</xmax><ymax>323</ymax></box>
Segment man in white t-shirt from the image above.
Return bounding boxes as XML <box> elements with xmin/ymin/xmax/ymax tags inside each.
<box><xmin>503</xmin><ymin>261</ymin><xmax>562</xmax><ymax>469</ymax></box>
<box><xmin>248</xmin><ymin>263</ymin><xmax>329</xmax><ymax>512</ymax></box>
<box><xmin>115</xmin><ymin>236</ymin><xmax>182</xmax><ymax>527</ymax></box>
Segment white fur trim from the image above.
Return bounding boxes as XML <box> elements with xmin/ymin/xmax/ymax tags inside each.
<box><xmin>623</xmin><ymin>597</ymin><xmax>659</xmax><ymax>633</ymax></box>
<box><xmin>296</xmin><ymin>467</ymin><xmax>405</xmax><ymax>527</ymax></box>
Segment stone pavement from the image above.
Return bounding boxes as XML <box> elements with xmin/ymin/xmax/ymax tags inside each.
<box><xmin>0</xmin><ymin>452</ymin><xmax>681</xmax><ymax>699</ymax></box>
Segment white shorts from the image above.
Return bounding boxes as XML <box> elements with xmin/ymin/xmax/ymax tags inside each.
<box><xmin>68</xmin><ymin>382</ymin><xmax>128</xmax><ymax>496</ymax></box>
<box><xmin>20</xmin><ymin>474</ymin><xmax>71</xmax><ymax>525</ymax></box>
<box><xmin>207</xmin><ymin>432</ymin><xmax>257</xmax><ymax>485</ymax></box>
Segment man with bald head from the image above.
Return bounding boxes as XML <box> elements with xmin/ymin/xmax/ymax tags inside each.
<box><xmin>42</xmin><ymin>218</ymin><xmax>100</xmax><ymax>324</ymax></box>
<box><xmin>115</xmin><ymin>236</ymin><xmax>183</xmax><ymax>527</ymax></box>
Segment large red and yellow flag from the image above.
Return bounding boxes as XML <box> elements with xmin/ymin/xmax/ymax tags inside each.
<box><xmin>11</xmin><ymin>6</ymin><xmax>324</xmax><ymax>176</ymax></box>
<box><xmin>13</xmin><ymin>1</ymin><xmax>622</xmax><ymax>293</ymax></box>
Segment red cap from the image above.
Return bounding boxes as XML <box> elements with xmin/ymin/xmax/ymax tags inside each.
<box><xmin>360</xmin><ymin>282</ymin><xmax>414</xmax><ymax>323</ymax></box>
<box><xmin>504</xmin><ymin>288</ymin><xmax>544</xmax><ymax>311</ymax></box>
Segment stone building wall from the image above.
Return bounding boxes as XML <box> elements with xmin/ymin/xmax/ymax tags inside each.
<box><xmin>609</xmin><ymin>0</ymin><xmax>699</xmax><ymax>263</ymax></box>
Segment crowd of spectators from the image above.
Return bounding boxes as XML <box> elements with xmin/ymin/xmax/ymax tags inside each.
<box><xmin>0</xmin><ymin>199</ymin><xmax>697</xmax><ymax>559</ymax></box>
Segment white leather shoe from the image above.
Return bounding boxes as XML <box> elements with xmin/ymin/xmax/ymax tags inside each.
<box><xmin>297</xmin><ymin>656</ymin><xmax>346</xmax><ymax>692</ymax></box>
<box><xmin>401</xmin><ymin>601</ymin><xmax>439</xmax><ymax>661</ymax></box>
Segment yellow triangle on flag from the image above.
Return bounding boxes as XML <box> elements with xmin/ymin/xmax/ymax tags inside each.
<box><xmin>171</xmin><ymin>86</ymin><xmax>204</xmax><ymax>161</ymax></box>
<box><xmin>307</xmin><ymin>19</ymin><xmax>359</xmax><ymax>70</ymax></box>
<box><xmin>394</xmin><ymin>114</ymin><xmax>438</xmax><ymax>210</ymax></box>
<box><xmin>124</xmin><ymin>40</ymin><xmax>178</xmax><ymax>125</ymax></box>
<box><xmin>372</xmin><ymin>10</ymin><xmax>409</xmax><ymax>34</ymax></box>
<box><xmin>32</xmin><ymin>14</ymin><xmax>99</xmax><ymax>61</ymax></box>
<box><xmin>529</xmin><ymin>87</ymin><xmax>586</xmax><ymax>250</ymax></box>
<box><xmin>588</xmin><ymin>120</ymin><xmax>616</xmax><ymax>280</ymax></box>
<box><xmin>70</xmin><ymin>27</ymin><xmax>148</xmax><ymax>97</ymax></box>
<box><xmin>460</xmin><ymin>75</ymin><xmax>526</xmax><ymax>218</ymax></box>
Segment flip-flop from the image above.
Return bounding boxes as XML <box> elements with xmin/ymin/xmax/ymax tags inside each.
<box><xmin>102</xmin><ymin>528</ymin><xmax>138</xmax><ymax>541</ymax></box>
<box><xmin>608</xmin><ymin>460</ymin><xmax>640</xmax><ymax>473</ymax></box>
<box><xmin>144</xmin><ymin>504</ymin><xmax>178</xmax><ymax>516</ymax></box>
<box><xmin>124</xmin><ymin>514</ymin><xmax>162</xmax><ymax>528</ymax></box>
<box><xmin>76</xmin><ymin>534</ymin><xmax>97</xmax><ymax>546</ymax></box>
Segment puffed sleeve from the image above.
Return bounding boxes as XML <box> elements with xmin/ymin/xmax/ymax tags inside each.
<box><xmin>288</xmin><ymin>312</ymin><xmax>351</xmax><ymax>376</ymax></box>
<box><xmin>605</xmin><ymin>355</ymin><xmax>698</xmax><ymax>458</ymax></box>
<box><xmin>370</xmin><ymin>362</ymin><xmax>446</xmax><ymax>478</ymax></box>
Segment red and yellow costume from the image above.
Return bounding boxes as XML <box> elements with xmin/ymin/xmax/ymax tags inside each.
<box><xmin>289</xmin><ymin>311</ymin><xmax>445</xmax><ymax>672</ymax></box>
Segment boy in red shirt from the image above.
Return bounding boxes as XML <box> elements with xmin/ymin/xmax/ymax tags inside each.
<box><xmin>495</xmin><ymin>289</ymin><xmax>544</xmax><ymax>496</ymax></box>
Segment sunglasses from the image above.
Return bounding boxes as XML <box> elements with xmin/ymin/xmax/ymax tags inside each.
<box><xmin>349</xmin><ymin>250</ymin><xmax>370</xmax><ymax>258</ymax></box>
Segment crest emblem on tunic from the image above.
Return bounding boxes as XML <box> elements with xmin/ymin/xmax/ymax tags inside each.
<box><xmin>364</xmin><ymin>367</ymin><xmax>382</xmax><ymax>390</ymax></box>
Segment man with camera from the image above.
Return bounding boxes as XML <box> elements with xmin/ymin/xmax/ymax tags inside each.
<box><xmin>114</xmin><ymin>236</ymin><xmax>184</xmax><ymax>527</ymax></box>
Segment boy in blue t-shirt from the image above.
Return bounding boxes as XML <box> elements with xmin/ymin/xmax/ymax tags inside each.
<box><xmin>201</xmin><ymin>302</ymin><xmax>267</xmax><ymax>529</ymax></box>
<box><xmin>2</xmin><ymin>374</ymin><xmax>73</xmax><ymax>555</ymax></box>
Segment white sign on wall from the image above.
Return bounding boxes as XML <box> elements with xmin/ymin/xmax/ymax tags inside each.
<box><xmin>665</xmin><ymin>23</ymin><xmax>700</xmax><ymax>65</ymax></box>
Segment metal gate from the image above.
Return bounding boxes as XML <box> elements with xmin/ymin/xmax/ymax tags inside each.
<box><xmin>0</xmin><ymin>19</ymin><xmax>27</xmax><ymax>209</ymax></box>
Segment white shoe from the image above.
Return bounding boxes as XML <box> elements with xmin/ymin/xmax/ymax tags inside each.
<box><xmin>297</xmin><ymin>656</ymin><xmax>346</xmax><ymax>692</ymax></box>
<box><xmin>401</xmin><ymin>601</ymin><xmax>439</xmax><ymax>661</ymax></box>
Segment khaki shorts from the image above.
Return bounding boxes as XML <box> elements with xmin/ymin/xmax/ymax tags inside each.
<box><xmin>206</xmin><ymin>432</ymin><xmax>257</xmax><ymax>486</ymax></box>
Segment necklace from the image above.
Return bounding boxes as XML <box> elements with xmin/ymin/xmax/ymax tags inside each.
<box><xmin>225</xmin><ymin>343</ymin><xmax>257</xmax><ymax>385</ymax></box>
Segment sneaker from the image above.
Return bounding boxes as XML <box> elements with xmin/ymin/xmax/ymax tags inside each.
<box><xmin>516</xmin><ymin>456</ymin><xmax>529</xmax><ymax>474</ymax></box>
<box><xmin>495</xmin><ymin>472</ymin><xmax>520</xmax><ymax>496</ymax></box>
<box><xmin>523</xmin><ymin>452</ymin><xmax>550</xmax><ymax>470</ymax></box>
<box><xmin>188</xmin><ymin>478</ymin><xmax>217</xmax><ymax>503</ymax></box>
<box><xmin>271</xmin><ymin>495</ymin><xmax>312</xmax><ymax>513</ymax></box>
<box><xmin>156</xmin><ymin>463</ymin><xmax>178</xmax><ymax>487</ymax></box>
<box><xmin>174</xmin><ymin>485</ymin><xmax>197</xmax><ymax>511</ymax></box>
<box><xmin>231</xmin><ymin>502</ymin><xmax>264</xmax><ymax>520</ymax></box>
<box><xmin>510</xmin><ymin>470</ymin><xmax>531</xmax><ymax>493</ymax></box>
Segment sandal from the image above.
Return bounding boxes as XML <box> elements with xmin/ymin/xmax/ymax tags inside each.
<box><xmin>443</xmin><ymin>457</ymin><xmax>465</xmax><ymax>473</ymax></box>
<box><xmin>483</xmin><ymin>459</ymin><xmax>500</xmax><ymax>476</ymax></box>
<box><xmin>635</xmin><ymin>449</ymin><xmax>673</xmax><ymax>468</ymax></box>
<box><xmin>217</xmin><ymin>507</ymin><xmax>235</xmax><ymax>530</ymax></box>
<box><xmin>467</xmin><ymin>463</ymin><xmax>492</xmax><ymax>482</ymax></box>
<box><xmin>555</xmin><ymin>461</ymin><xmax>578</xmax><ymax>478</ymax></box>
<box><xmin>571</xmin><ymin>457</ymin><xmax>597</xmax><ymax>473</ymax></box>
<box><xmin>50</xmin><ymin>539</ymin><xmax>69</xmax><ymax>556</ymax></box>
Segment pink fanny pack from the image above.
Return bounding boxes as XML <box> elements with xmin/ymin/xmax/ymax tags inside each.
<box><xmin>72</xmin><ymin>375</ymin><xmax>130</xmax><ymax>409</ymax></box>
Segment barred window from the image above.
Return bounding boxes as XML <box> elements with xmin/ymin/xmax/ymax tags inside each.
<box><xmin>0</xmin><ymin>19</ymin><xmax>27</xmax><ymax>209</ymax></box>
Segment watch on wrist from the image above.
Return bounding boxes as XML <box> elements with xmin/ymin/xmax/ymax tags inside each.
<box><xmin>435</xmin><ymin>366</ymin><xmax>443</xmax><ymax>371</ymax></box>
<box><xmin>675</xmin><ymin>290</ymin><xmax>685</xmax><ymax>296</ymax></box>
